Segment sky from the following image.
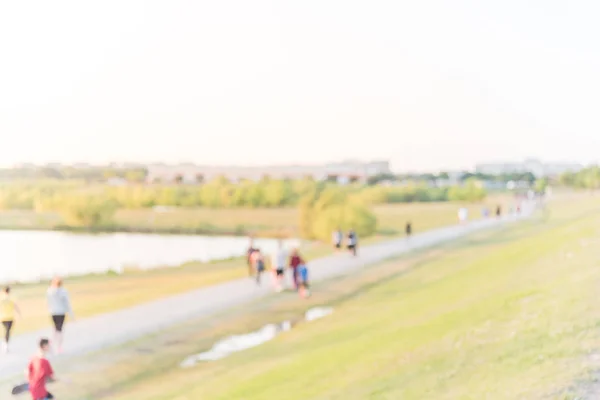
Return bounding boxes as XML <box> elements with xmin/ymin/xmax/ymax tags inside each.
<box><xmin>1</xmin><ymin>0</ymin><xmax>599</xmax><ymax>172</ymax></box>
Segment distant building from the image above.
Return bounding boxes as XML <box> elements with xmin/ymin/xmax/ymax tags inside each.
<box><xmin>475</xmin><ymin>159</ymin><xmax>582</xmax><ymax>178</ymax></box>
<box><xmin>145</xmin><ymin>160</ymin><xmax>392</xmax><ymax>184</ymax></box>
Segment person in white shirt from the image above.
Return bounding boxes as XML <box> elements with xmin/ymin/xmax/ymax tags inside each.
<box><xmin>47</xmin><ymin>277</ymin><xmax>75</xmax><ymax>354</ymax></box>
<box><xmin>332</xmin><ymin>228</ymin><xmax>343</xmax><ymax>251</ymax></box>
<box><xmin>271</xmin><ymin>240</ymin><xmax>288</xmax><ymax>292</ymax></box>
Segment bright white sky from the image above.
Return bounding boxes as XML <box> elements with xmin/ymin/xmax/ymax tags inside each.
<box><xmin>1</xmin><ymin>1</ymin><xmax>599</xmax><ymax>171</ymax></box>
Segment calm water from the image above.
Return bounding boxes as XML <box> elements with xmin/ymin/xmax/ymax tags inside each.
<box><xmin>0</xmin><ymin>230</ymin><xmax>300</xmax><ymax>284</ymax></box>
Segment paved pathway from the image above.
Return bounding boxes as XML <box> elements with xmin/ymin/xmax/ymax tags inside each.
<box><xmin>0</xmin><ymin>208</ymin><xmax>531</xmax><ymax>379</ymax></box>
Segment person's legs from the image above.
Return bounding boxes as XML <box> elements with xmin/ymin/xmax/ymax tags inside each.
<box><xmin>2</xmin><ymin>321</ymin><xmax>12</xmax><ymax>352</ymax></box>
<box><xmin>52</xmin><ymin>315</ymin><xmax>65</xmax><ymax>353</ymax></box>
<box><xmin>292</xmin><ymin>267</ymin><xmax>299</xmax><ymax>290</ymax></box>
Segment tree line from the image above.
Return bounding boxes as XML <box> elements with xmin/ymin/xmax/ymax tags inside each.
<box><xmin>558</xmin><ymin>166</ymin><xmax>600</xmax><ymax>190</ymax></box>
<box><xmin>0</xmin><ymin>179</ymin><xmax>489</xmax><ymax>236</ymax></box>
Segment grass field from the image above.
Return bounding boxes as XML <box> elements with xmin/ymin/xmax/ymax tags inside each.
<box><xmin>4</xmin><ymin>199</ymin><xmax>511</xmax><ymax>335</ymax></box>
<box><xmin>17</xmin><ymin>194</ymin><xmax>600</xmax><ymax>399</ymax></box>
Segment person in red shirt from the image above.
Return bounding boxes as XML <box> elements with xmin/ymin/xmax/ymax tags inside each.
<box><xmin>289</xmin><ymin>248</ymin><xmax>304</xmax><ymax>290</ymax></box>
<box><xmin>27</xmin><ymin>338</ymin><xmax>55</xmax><ymax>400</ymax></box>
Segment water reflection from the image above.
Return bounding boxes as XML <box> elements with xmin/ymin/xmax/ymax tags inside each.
<box><xmin>0</xmin><ymin>230</ymin><xmax>299</xmax><ymax>283</ymax></box>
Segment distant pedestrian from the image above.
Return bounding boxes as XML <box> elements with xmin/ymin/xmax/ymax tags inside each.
<box><xmin>271</xmin><ymin>240</ymin><xmax>288</xmax><ymax>292</ymax></box>
<box><xmin>297</xmin><ymin>263</ymin><xmax>310</xmax><ymax>299</ymax></box>
<box><xmin>1</xmin><ymin>286</ymin><xmax>21</xmax><ymax>354</ymax></box>
<box><xmin>347</xmin><ymin>229</ymin><xmax>358</xmax><ymax>256</ymax></box>
<box><xmin>289</xmin><ymin>248</ymin><xmax>305</xmax><ymax>290</ymax></box>
<box><xmin>246</xmin><ymin>238</ymin><xmax>257</xmax><ymax>278</ymax></box>
<box><xmin>496</xmin><ymin>205</ymin><xmax>501</xmax><ymax>218</ymax></box>
<box><xmin>250</xmin><ymin>249</ymin><xmax>265</xmax><ymax>285</ymax></box>
<box><xmin>332</xmin><ymin>228</ymin><xmax>343</xmax><ymax>251</ymax></box>
<box><xmin>405</xmin><ymin>221</ymin><xmax>412</xmax><ymax>238</ymax></box>
<box><xmin>458</xmin><ymin>208</ymin><xmax>468</xmax><ymax>224</ymax></box>
<box><xmin>27</xmin><ymin>338</ymin><xmax>55</xmax><ymax>400</ymax></box>
<box><xmin>47</xmin><ymin>277</ymin><xmax>75</xmax><ymax>354</ymax></box>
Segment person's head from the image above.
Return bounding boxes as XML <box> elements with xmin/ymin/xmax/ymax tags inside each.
<box><xmin>39</xmin><ymin>338</ymin><xmax>51</xmax><ymax>354</ymax></box>
<box><xmin>51</xmin><ymin>277</ymin><xmax>63</xmax><ymax>288</ymax></box>
<box><xmin>292</xmin><ymin>248</ymin><xmax>299</xmax><ymax>256</ymax></box>
<box><xmin>3</xmin><ymin>286</ymin><xmax>10</xmax><ymax>295</ymax></box>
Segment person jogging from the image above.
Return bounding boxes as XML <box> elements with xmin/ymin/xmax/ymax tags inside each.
<box><xmin>1</xmin><ymin>286</ymin><xmax>21</xmax><ymax>354</ymax></box>
<box><xmin>289</xmin><ymin>248</ymin><xmax>305</xmax><ymax>290</ymax></box>
<box><xmin>297</xmin><ymin>263</ymin><xmax>310</xmax><ymax>299</ymax></box>
<box><xmin>332</xmin><ymin>228</ymin><xmax>343</xmax><ymax>251</ymax></box>
<box><xmin>347</xmin><ymin>229</ymin><xmax>358</xmax><ymax>256</ymax></box>
<box><xmin>246</xmin><ymin>238</ymin><xmax>257</xmax><ymax>278</ymax></box>
<box><xmin>250</xmin><ymin>248</ymin><xmax>265</xmax><ymax>285</ymax></box>
<box><xmin>27</xmin><ymin>338</ymin><xmax>55</xmax><ymax>400</ymax></box>
<box><xmin>47</xmin><ymin>278</ymin><xmax>75</xmax><ymax>354</ymax></box>
<box><xmin>270</xmin><ymin>240</ymin><xmax>288</xmax><ymax>292</ymax></box>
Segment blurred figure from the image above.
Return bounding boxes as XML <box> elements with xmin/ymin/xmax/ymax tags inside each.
<box><xmin>482</xmin><ymin>208</ymin><xmax>490</xmax><ymax>218</ymax></box>
<box><xmin>251</xmin><ymin>249</ymin><xmax>265</xmax><ymax>285</ymax></box>
<box><xmin>289</xmin><ymin>248</ymin><xmax>305</xmax><ymax>290</ymax></box>
<box><xmin>458</xmin><ymin>208</ymin><xmax>468</xmax><ymax>224</ymax></box>
<box><xmin>347</xmin><ymin>229</ymin><xmax>358</xmax><ymax>256</ymax></box>
<box><xmin>297</xmin><ymin>263</ymin><xmax>310</xmax><ymax>299</ymax></box>
<box><xmin>246</xmin><ymin>238</ymin><xmax>257</xmax><ymax>278</ymax></box>
<box><xmin>332</xmin><ymin>228</ymin><xmax>343</xmax><ymax>251</ymax></box>
<box><xmin>1</xmin><ymin>286</ymin><xmax>21</xmax><ymax>353</ymax></box>
<box><xmin>405</xmin><ymin>221</ymin><xmax>412</xmax><ymax>239</ymax></box>
<box><xmin>27</xmin><ymin>338</ymin><xmax>55</xmax><ymax>400</ymax></box>
<box><xmin>271</xmin><ymin>240</ymin><xmax>288</xmax><ymax>292</ymax></box>
<box><xmin>47</xmin><ymin>277</ymin><xmax>75</xmax><ymax>354</ymax></box>
<box><xmin>496</xmin><ymin>205</ymin><xmax>502</xmax><ymax>218</ymax></box>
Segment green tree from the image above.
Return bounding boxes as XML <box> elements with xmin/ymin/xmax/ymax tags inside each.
<box><xmin>447</xmin><ymin>179</ymin><xmax>487</xmax><ymax>202</ymax></box>
<box><xmin>59</xmin><ymin>195</ymin><xmax>118</xmax><ymax>227</ymax></box>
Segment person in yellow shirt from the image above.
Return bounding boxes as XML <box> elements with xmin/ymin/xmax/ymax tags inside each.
<box><xmin>1</xmin><ymin>286</ymin><xmax>21</xmax><ymax>354</ymax></box>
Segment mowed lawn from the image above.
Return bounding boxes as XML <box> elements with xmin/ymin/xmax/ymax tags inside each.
<box><xmin>39</xmin><ymin>195</ymin><xmax>600</xmax><ymax>400</ymax></box>
<box><xmin>4</xmin><ymin>199</ymin><xmax>509</xmax><ymax>335</ymax></box>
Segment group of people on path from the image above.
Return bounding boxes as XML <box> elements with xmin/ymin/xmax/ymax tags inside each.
<box><xmin>247</xmin><ymin>239</ymin><xmax>310</xmax><ymax>298</ymax></box>
<box><xmin>1</xmin><ymin>277</ymin><xmax>74</xmax><ymax>400</ymax></box>
<box><xmin>332</xmin><ymin>228</ymin><xmax>359</xmax><ymax>256</ymax></box>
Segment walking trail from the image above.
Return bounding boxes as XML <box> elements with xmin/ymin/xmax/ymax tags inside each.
<box><xmin>0</xmin><ymin>207</ymin><xmax>532</xmax><ymax>380</ymax></box>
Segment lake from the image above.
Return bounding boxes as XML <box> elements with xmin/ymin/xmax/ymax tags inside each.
<box><xmin>0</xmin><ymin>230</ymin><xmax>300</xmax><ymax>284</ymax></box>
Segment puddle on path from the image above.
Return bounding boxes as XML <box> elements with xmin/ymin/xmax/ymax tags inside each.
<box><xmin>180</xmin><ymin>307</ymin><xmax>334</xmax><ymax>367</ymax></box>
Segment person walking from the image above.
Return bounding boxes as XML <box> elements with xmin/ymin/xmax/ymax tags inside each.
<box><xmin>297</xmin><ymin>263</ymin><xmax>310</xmax><ymax>299</ymax></box>
<box><xmin>347</xmin><ymin>229</ymin><xmax>358</xmax><ymax>256</ymax></box>
<box><xmin>270</xmin><ymin>240</ymin><xmax>288</xmax><ymax>292</ymax></box>
<box><xmin>250</xmin><ymin>248</ymin><xmax>265</xmax><ymax>285</ymax></box>
<box><xmin>246</xmin><ymin>238</ymin><xmax>257</xmax><ymax>278</ymax></box>
<box><xmin>27</xmin><ymin>338</ymin><xmax>56</xmax><ymax>400</ymax></box>
<box><xmin>1</xmin><ymin>286</ymin><xmax>21</xmax><ymax>354</ymax></box>
<box><xmin>289</xmin><ymin>248</ymin><xmax>305</xmax><ymax>290</ymax></box>
<box><xmin>47</xmin><ymin>278</ymin><xmax>75</xmax><ymax>354</ymax></box>
<box><xmin>332</xmin><ymin>228</ymin><xmax>343</xmax><ymax>251</ymax></box>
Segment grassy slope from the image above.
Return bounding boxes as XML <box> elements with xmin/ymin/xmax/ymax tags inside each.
<box><xmin>48</xmin><ymin>195</ymin><xmax>600</xmax><ymax>400</ymax></box>
<box><xmin>5</xmin><ymin>200</ymin><xmax>507</xmax><ymax>335</ymax></box>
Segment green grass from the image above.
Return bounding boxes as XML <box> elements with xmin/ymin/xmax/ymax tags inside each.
<box><xmin>19</xmin><ymin>194</ymin><xmax>600</xmax><ymax>399</ymax></box>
